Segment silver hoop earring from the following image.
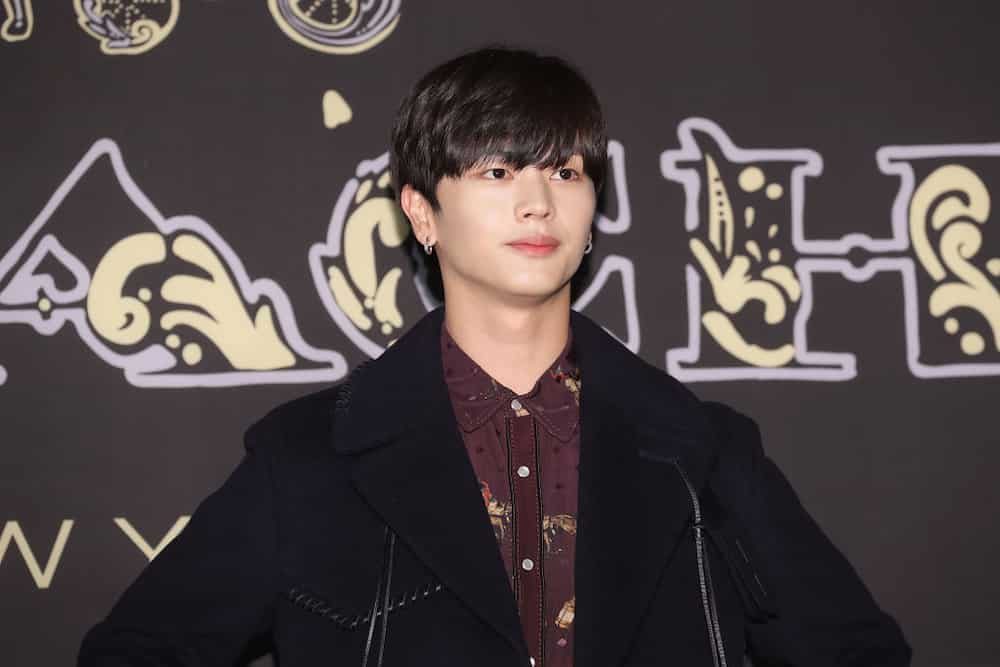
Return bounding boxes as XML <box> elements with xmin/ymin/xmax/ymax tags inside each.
<box><xmin>424</xmin><ymin>239</ymin><xmax>434</xmax><ymax>255</ymax></box>
<box><xmin>584</xmin><ymin>234</ymin><xmax>593</xmax><ymax>255</ymax></box>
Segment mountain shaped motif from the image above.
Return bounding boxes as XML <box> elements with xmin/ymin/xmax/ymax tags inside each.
<box><xmin>0</xmin><ymin>139</ymin><xmax>347</xmax><ymax>387</ymax></box>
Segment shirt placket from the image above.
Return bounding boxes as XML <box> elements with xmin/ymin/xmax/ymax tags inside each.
<box><xmin>506</xmin><ymin>395</ymin><xmax>544</xmax><ymax>667</ymax></box>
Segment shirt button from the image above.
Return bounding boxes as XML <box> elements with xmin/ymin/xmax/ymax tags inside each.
<box><xmin>517</xmin><ymin>465</ymin><xmax>530</xmax><ymax>478</ymax></box>
<box><xmin>510</xmin><ymin>398</ymin><xmax>523</xmax><ymax>411</ymax></box>
<box><xmin>521</xmin><ymin>558</ymin><xmax>534</xmax><ymax>572</ymax></box>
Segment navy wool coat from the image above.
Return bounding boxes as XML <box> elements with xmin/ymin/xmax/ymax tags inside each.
<box><xmin>79</xmin><ymin>307</ymin><xmax>911</xmax><ymax>666</ymax></box>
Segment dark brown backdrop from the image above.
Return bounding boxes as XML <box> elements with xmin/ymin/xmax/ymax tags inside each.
<box><xmin>1</xmin><ymin>2</ymin><xmax>997</xmax><ymax>666</ymax></box>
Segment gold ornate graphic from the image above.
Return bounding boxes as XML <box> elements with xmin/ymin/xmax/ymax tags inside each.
<box><xmin>73</xmin><ymin>0</ymin><xmax>179</xmax><ymax>55</ymax></box>
<box><xmin>268</xmin><ymin>0</ymin><xmax>401</xmax><ymax>55</ymax></box>
<box><xmin>85</xmin><ymin>231</ymin><xmax>298</xmax><ymax>371</ymax></box>
<box><xmin>160</xmin><ymin>234</ymin><xmax>298</xmax><ymax>370</ymax></box>
<box><xmin>0</xmin><ymin>138</ymin><xmax>346</xmax><ymax>387</ymax></box>
<box><xmin>323</xmin><ymin>164</ymin><xmax>412</xmax><ymax>346</ymax></box>
<box><xmin>1</xmin><ymin>0</ymin><xmax>32</xmax><ymax>41</ymax></box>
<box><xmin>689</xmin><ymin>154</ymin><xmax>801</xmax><ymax>368</ymax></box>
<box><xmin>322</xmin><ymin>89</ymin><xmax>353</xmax><ymax>129</ymax></box>
<box><xmin>87</xmin><ymin>233</ymin><xmax>166</xmax><ymax>347</ymax></box>
<box><xmin>669</xmin><ymin>119</ymin><xmax>1000</xmax><ymax>380</ymax></box>
<box><xmin>910</xmin><ymin>164</ymin><xmax>1000</xmax><ymax>356</ymax></box>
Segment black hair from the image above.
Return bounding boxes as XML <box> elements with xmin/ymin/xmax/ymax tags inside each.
<box><xmin>390</xmin><ymin>46</ymin><xmax>608</xmax><ymax>209</ymax></box>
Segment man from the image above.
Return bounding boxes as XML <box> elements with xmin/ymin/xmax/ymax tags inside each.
<box><xmin>80</xmin><ymin>47</ymin><xmax>911</xmax><ymax>666</ymax></box>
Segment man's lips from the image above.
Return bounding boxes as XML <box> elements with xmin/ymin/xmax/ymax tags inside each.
<box><xmin>507</xmin><ymin>235</ymin><xmax>560</xmax><ymax>256</ymax></box>
<box><xmin>507</xmin><ymin>234</ymin><xmax>560</xmax><ymax>248</ymax></box>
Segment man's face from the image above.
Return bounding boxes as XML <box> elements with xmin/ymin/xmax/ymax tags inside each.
<box><xmin>429</xmin><ymin>153</ymin><xmax>596</xmax><ymax>305</ymax></box>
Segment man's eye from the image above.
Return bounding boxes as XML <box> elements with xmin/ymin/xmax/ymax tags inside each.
<box><xmin>484</xmin><ymin>167</ymin><xmax>509</xmax><ymax>179</ymax></box>
<box><xmin>554</xmin><ymin>168</ymin><xmax>578</xmax><ymax>180</ymax></box>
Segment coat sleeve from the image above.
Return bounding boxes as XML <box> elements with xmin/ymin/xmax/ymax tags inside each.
<box><xmin>77</xmin><ymin>413</ymin><xmax>283</xmax><ymax>666</ymax></box>
<box><xmin>703</xmin><ymin>402</ymin><xmax>912</xmax><ymax>666</ymax></box>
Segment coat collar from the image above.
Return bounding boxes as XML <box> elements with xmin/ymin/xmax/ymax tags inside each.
<box><xmin>333</xmin><ymin>307</ymin><xmax>718</xmax><ymax>666</ymax></box>
<box><xmin>334</xmin><ymin>307</ymin><xmax>713</xmax><ymax>471</ymax></box>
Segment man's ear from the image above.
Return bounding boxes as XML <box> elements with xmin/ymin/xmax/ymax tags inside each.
<box><xmin>399</xmin><ymin>184</ymin><xmax>436</xmax><ymax>246</ymax></box>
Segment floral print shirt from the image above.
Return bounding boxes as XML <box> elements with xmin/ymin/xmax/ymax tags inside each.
<box><xmin>441</xmin><ymin>324</ymin><xmax>581</xmax><ymax>667</ymax></box>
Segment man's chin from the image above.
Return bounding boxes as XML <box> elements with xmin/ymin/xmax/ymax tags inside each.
<box><xmin>494</xmin><ymin>280</ymin><xmax>572</xmax><ymax>305</ymax></box>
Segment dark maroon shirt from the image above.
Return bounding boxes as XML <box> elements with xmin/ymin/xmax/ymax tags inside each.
<box><xmin>441</xmin><ymin>324</ymin><xmax>581</xmax><ymax>667</ymax></box>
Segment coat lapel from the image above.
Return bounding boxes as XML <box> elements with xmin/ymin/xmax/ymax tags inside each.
<box><xmin>331</xmin><ymin>307</ymin><xmax>719</xmax><ymax>666</ymax></box>
<box><xmin>349</xmin><ymin>422</ymin><xmax>528</xmax><ymax>657</ymax></box>
<box><xmin>333</xmin><ymin>308</ymin><xmax>528</xmax><ymax>659</ymax></box>
<box><xmin>570</xmin><ymin>310</ymin><xmax>717</xmax><ymax>667</ymax></box>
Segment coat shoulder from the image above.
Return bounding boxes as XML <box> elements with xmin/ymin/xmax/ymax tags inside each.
<box><xmin>243</xmin><ymin>383</ymin><xmax>345</xmax><ymax>460</ymax></box>
<box><xmin>701</xmin><ymin>401</ymin><xmax>762</xmax><ymax>447</ymax></box>
<box><xmin>699</xmin><ymin>400</ymin><xmax>767</xmax><ymax>472</ymax></box>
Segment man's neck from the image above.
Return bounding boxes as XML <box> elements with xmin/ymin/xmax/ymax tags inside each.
<box><xmin>442</xmin><ymin>287</ymin><xmax>571</xmax><ymax>396</ymax></box>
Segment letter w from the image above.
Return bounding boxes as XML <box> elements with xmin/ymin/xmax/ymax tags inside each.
<box><xmin>0</xmin><ymin>520</ymin><xmax>74</xmax><ymax>589</ymax></box>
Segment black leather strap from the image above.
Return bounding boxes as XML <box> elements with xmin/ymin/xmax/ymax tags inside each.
<box><xmin>361</xmin><ymin>524</ymin><xmax>397</xmax><ymax>666</ymax></box>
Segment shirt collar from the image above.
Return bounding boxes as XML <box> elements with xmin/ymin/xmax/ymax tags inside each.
<box><xmin>441</xmin><ymin>323</ymin><xmax>581</xmax><ymax>442</ymax></box>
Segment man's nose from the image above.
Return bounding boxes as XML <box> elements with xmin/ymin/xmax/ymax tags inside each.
<box><xmin>514</xmin><ymin>169</ymin><xmax>554</xmax><ymax>221</ymax></box>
